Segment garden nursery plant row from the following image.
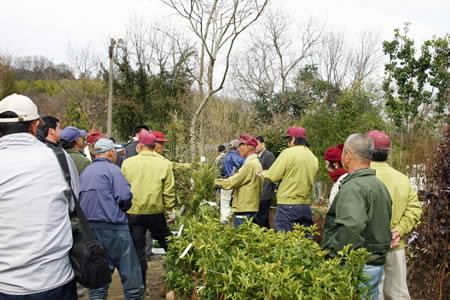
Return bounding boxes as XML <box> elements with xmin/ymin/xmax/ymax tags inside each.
<box><xmin>164</xmin><ymin>205</ymin><xmax>372</xmax><ymax>299</ymax></box>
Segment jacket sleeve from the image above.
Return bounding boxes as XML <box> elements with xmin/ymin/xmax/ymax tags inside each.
<box><xmin>162</xmin><ymin>163</ymin><xmax>176</xmax><ymax>211</ymax></box>
<box><xmin>326</xmin><ymin>187</ymin><xmax>368</xmax><ymax>256</ymax></box>
<box><xmin>393</xmin><ymin>184</ymin><xmax>422</xmax><ymax>237</ymax></box>
<box><xmin>264</xmin><ymin>152</ymin><xmax>286</xmax><ymax>183</ymax></box>
<box><xmin>215</xmin><ymin>163</ymin><xmax>251</xmax><ymax>190</ymax></box>
<box><xmin>222</xmin><ymin>155</ymin><xmax>233</xmax><ymax>177</ymax></box>
<box><xmin>112</xmin><ymin>169</ymin><xmax>133</xmax><ymax>212</ymax></box>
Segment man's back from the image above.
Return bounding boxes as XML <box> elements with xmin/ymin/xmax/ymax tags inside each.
<box><xmin>264</xmin><ymin>146</ymin><xmax>318</xmax><ymax>204</ymax></box>
<box><xmin>370</xmin><ymin>161</ymin><xmax>421</xmax><ymax>250</ymax></box>
<box><xmin>0</xmin><ymin>133</ymin><xmax>75</xmax><ymax>295</ymax></box>
<box><xmin>322</xmin><ymin>168</ymin><xmax>392</xmax><ymax>265</ymax></box>
<box><xmin>121</xmin><ymin>151</ymin><xmax>175</xmax><ymax>214</ymax></box>
<box><xmin>222</xmin><ymin>149</ymin><xmax>243</xmax><ymax>177</ymax></box>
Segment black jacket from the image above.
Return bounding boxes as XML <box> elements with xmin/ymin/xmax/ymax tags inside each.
<box><xmin>259</xmin><ymin>148</ymin><xmax>276</xmax><ymax>201</ymax></box>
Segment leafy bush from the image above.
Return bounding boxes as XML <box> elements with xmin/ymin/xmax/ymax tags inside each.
<box><xmin>165</xmin><ymin>219</ymin><xmax>370</xmax><ymax>299</ymax></box>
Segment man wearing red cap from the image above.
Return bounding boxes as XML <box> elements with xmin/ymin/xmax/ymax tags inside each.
<box><xmin>121</xmin><ymin>131</ymin><xmax>175</xmax><ymax>289</ymax></box>
<box><xmin>261</xmin><ymin>126</ymin><xmax>318</xmax><ymax>233</ymax></box>
<box><xmin>85</xmin><ymin>129</ymin><xmax>107</xmax><ymax>161</ymax></box>
<box><xmin>324</xmin><ymin>144</ymin><xmax>347</xmax><ymax>206</ymax></box>
<box><xmin>152</xmin><ymin>131</ymin><xmax>170</xmax><ymax>155</ymax></box>
<box><xmin>214</xmin><ymin>134</ymin><xmax>263</xmax><ymax>228</ymax></box>
<box><xmin>366</xmin><ymin>130</ymin><xmax>422</xmax><ymax>300</ymax></box>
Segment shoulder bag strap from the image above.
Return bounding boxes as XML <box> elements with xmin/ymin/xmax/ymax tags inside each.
<box><xmin>53</xmin><ymin>147</ymin><xmax>95</xmax><ymax>241</ymax></box>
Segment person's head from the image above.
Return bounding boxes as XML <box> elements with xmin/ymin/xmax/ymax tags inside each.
<box><xmin>341</xmin><ymin>134</ymin><xmax>374</xmax><ymax>172</ymax></box>
<box><xmin>40</xmin><ymin>115</ymin><xmax>61</xmax><ymax>143</ymax></box>
<box><xmin>152</xmin><ymin>131</ymin><xmax>170</xmax><ymax>154</ymax></box>
<box><xmin>114</xmin><ymin>143</ymin><xmax>125</xmax><ymax>155</ymax></box>
<box><xmin>229</xmin><ymin>139</ymin><xmax>240</xmax><ymax>150</ymax></box>
<box><xmin>284</xmin><ymin>126</ymin><xmax>310</xmax><ymax>148</ymax></box>
<box><xmin>60</xmin><ymin>126</ymin><xmax>87</xmax><ymax>150</ymax></box>
<box><xmin>255</xmin><ymin>136</ymin><xmax>266</xmax><ymax>153</ymax></box>
<box><xmin>237</xmin><ymin>134</ymin><xmax>258</xmax><ymax>158</ymax></box>
<box><xmin>324</xmin><ymin>144</ymin><xmax>344</xmax><ymax>172</ymax></box>
<box><xmin>94</xmin><ymin>138</ymin><xmax>117</xmax><ymax>163</ymax></box>
<box><xmin>0</xmin><ymin>94</ymin><xmax>42</xmax><ymax>137</ymax></box>
<box><xmin>86</xmin><ymin>130</ymin><xmax>107</xmax><ymax>154</ymax></box>
<box><xmin>133</xmin><ymin>124</ymin><xmax>150</xmax><ymax>138</ymax></box>
<box><xmin>365</xmin><ymin>130</ymin><xmax>390</xmax><ymax>162</ymax></box>
<box><xmin>136</xmin><ymin>131</ymin><xmax>156</xmax><ymax>153</ymax></box>
<box><xmin>218</xmin><ymin>145</ymin><xmax>226</xmax><ymax>153</ymax></box>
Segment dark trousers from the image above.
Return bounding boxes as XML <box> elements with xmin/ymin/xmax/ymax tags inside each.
<box><xmin>255</xmin><ymin>199</ymin><xmax>271</xmax><ymax>229</ymax></box>
<box><xmin>274</xmin><ymin>204</ymin><xmax>313</xmax><ymax>233</ymax></box>
<box><xmin>127</xmin><ymin>213</ymin><xmax>172</xmax><ymax>287</ymax></box>
<box><xmin>0</xmin><ymin>280</ymin><xmax>77</xmax><ymax>300</ymax></box>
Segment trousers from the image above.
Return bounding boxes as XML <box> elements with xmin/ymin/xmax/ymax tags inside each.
<box><xmin>379</xmin><ymin>249</ymin><xmax>411</xmax><ymax>300</ymax></box>
<box><xmin>220</xmin><ymin>189</ymin><xmax>233</xmax><ymax>223</ymax></box>
<box><xmin>274</xmin><ymin>204</ymin><xmax>313</xmax><ymax>233</ymax></box>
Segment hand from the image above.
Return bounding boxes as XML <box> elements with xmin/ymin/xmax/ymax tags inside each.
<box><xmin>390</xmin><ymin>229</ymin><xmax>400</xmax><ymax>248</ymax></box>
<box><xmin>167</xmin><ymin>212</ymin><xmax>176</xmax><ymax>224</ymax></box>
<box><xmin>256</xmin><ymin>170</ymin><xmax>265</xmax><ymax>178</ymax></box>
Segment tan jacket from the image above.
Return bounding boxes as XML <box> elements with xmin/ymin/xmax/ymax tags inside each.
<box><xmin>121</xmin><ymin>150</ymin><xmax>175</xmax><ymax>214</ymax></box>
<box><xmin>215</xmin><ymin>154</ymin><xmax>263</xmax><ymax>212</ymax></box>
<box><xmin>264</xmin><ymin>145</ymin><xmax>318</xmax><ymax>205</ymax></box>
<box><xmin>371</xmin><ymin>161</ymin><xmax>422</xmax><ymax>250</ymax></box>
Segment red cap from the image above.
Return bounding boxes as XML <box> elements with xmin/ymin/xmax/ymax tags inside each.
<box><xmin>365</xmin><ymin>130</ymin><xmax>390</xmax><ymax>151</ymax></box>
<box><xmin>324</xmin><ymin>143</ymin><xmax>344</xmax><ymax>162</ymax></box>
<box><xmin>138</xmin><ymin>131</ymin><xmax>156</xmax><ymax>145</ymax></box>
<box><xmin>86</xmin><ymin>130</ymin><xmax>107</xmax><ymax>144</ymax></box>
<box><xmin>152</xmin><ymin>131</ymin><xmax>170</xmax><ymax>142</ymax></box>
<box><xmin>284</xmin><ymin>126</ymin><xmax>307</xmax><ymax>138</ymax></box>
<box><xmin>238</xmin><ymin>133</ymin><xmax>258</xmax><ymax>148</ymax></box>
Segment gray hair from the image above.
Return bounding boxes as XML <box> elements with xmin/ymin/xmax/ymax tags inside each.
<box><xmin>343</xmin><ymin>133</ymin><xmax>374</xmax><ymax>163</ymax></box>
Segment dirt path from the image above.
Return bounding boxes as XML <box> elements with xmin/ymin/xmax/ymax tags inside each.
<box><xmin>80</xmin><ymin>258</ymin><xmax>166</xmax><ymax>299</ymax></box>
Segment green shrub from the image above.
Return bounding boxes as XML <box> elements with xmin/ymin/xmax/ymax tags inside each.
<box><xmin>165</xmin><ymin>218</ymin><xmax>370</xmax><ymax>299</ymax></box>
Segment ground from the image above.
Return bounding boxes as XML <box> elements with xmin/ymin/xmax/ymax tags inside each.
<box><xmin>80</xmin><ymin>258</ymin><xmax>166</xmax><ymax>300</ymax></box>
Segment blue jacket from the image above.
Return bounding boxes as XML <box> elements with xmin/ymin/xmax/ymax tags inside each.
<box><xmin>79</xmin><ymin>158</ymin><xmax>133</xmax><ymax>230</ymax></box>
<box><xmin>222</xmin><ymin>149</ymin><xmax>244</xmax><ymax>178</ymax></box>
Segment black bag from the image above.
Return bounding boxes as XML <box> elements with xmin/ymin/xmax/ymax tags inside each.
<box><xmin>53</xmin><ymin>147</ymin><xmax>112</xmax><ymax>289</ymax></box>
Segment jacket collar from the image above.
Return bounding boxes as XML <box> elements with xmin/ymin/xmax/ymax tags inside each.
<box><xmin>370</xmin><ymin>161</ymin><xmax>389</xmax><ymax>168</ymax></box>
<box><xmin>342</xmin><ymin>168</ymin><xmax>375</xmax><ymax>184</ymax></box>
<box><xmin>93</xmin><ymin>157</ymin><xmax>112</xmax><ymax>164</ymax></box>
<box><xmin>0</xmin><ymin>132</ymin><xmax>45</xmax><ymax>150</ymax></box>
<box><xmin>138</xmin><ymin>150</ymin><xmax>158</xmax><ymax>157</ymax></box>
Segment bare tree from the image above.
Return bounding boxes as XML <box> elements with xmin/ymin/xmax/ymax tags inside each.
<box><xmin>161</xmin><ymin>0</ymin><xmax>269</xmax><ymax>160</ymax></box>
<box><xmin>349</xmin><ymin>31</ymin><xmax>381</xmax><ymax>87</ymax></box>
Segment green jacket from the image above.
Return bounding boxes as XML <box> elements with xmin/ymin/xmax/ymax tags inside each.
<box><xmin>371</xmin><ymin>161</ymin><xmax>422</xmax><ymax>250</ymax></box>
<box><xmin>66</xmin><ymin>149</ymin><xmax>91</xmax><ymax>175</ymax></box>
<box><xmin>121</xmin><ymin>150</ymin><xmax>176</xmax><ymax>214</ymax></box>
<box><xmin>321</xmin><ymin>168</ymin><xmax>392</xmax><ymax>265</ymax></box>
<box><xmin>215</xmin><ymin>154</ymin><xmax>263</xmax><ymax>213</ymax></box>
<box><xmin>264</xmin><ymin>145</ymin><xmax>318</xmax><ymax>205</ymax></box>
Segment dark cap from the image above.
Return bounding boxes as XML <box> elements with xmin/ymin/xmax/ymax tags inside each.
<box><xmin>60</xmin><ymin>126</ymin><xmax>86</xmax><ymax>142</ymax></box>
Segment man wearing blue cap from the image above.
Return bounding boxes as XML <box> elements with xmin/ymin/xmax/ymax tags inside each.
<box><xmin>60</xmin><ymin>126</ymin><xmax>91</xmax><ymax>175</ymax></box>
<box><xmin>79</xmin><ymin>138</ymin><xmax>144</xmax><ymax>299</ymax></box>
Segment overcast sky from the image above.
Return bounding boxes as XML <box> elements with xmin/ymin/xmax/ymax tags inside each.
<box><xmin>0</xmin><ymin>0</ymin><xmax>448</xmax><ymax>65</ymax></box>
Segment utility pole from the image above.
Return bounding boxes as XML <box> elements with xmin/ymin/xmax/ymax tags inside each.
<box><xmin>107</xmin><ymin>38</ymin><xmax>116</xmax><ymax>137</ymax></box>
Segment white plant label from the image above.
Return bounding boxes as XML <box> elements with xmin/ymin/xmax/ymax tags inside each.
<box><xmin>177</xmin><ymin>224</ymin><xmax>184</xmax><ymax>237</ymax></box>
<box><xmin>179</xmin><ymin>242</ymin><xmax>192</xmax><ymax>259</ymax></box>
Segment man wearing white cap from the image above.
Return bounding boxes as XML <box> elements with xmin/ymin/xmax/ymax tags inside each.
<box><xmin>0</xmin><ymin>94</ymin><xmax>78</xmax><ymax>299</ymax></box>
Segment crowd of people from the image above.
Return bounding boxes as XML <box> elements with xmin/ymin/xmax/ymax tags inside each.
<box><xmin>0</xmin><ymin>93</ymin><xmax>422</xmax><ymax>300</ymax></box>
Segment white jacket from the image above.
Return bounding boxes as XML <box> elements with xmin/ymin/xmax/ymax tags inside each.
<box><xmin>0</xmin><ymin>133</ymin><xmax>79</xmax><ymax>295</ymax></box>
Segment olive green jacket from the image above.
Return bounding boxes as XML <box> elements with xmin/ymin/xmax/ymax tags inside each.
<box><xmin>321</xmin><ymin>168</ymin><xmax>392</xmax><ymax>265</ymax></box>
<box><xmin>264</xmin><ymin>145</ymin><xmax>318</xmax><ymax>205</ymax></box>
<box><xmin>121</xmin><ymin>150</ymin><xmax>176</xmax><ymax>214</ymax></box>
<box><xmin>371</xmin><ymin>161</ymin><xmax>422</xmax><ymax>250</ymax></box>
<box><xmin>66</xmin><ymin>149</ymin><xmax>91</xmax><ymax>175</ymax></box>
<box><xmin>215</xmin><ymin>154</ymin><xmax>263</xmax><ymax>213</ymax></box>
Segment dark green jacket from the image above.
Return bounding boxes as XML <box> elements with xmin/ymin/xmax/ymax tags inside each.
<box><xmin>321</xmin><ymin>168</ymin><xmax>392</xmax><ymax>265</ymax></box>
<box><xmin>66</xmin><ymin>149</ymin><xmax>91</xmax><ymax>175</ymax></box>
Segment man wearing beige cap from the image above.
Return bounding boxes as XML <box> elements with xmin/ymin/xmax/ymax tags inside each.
<box><xmin>366</xmin><ymin>130</ymin><xmax>422</xmax><ymax>300</ymax></box>
<box><xmin>261</xmin><ymin>126</ymin><xmax>318</xmax><ymax>233</ymax></box>
<box><xmin>215</xmin><ymin>134</ymin><xmax>263</xmax><ymax>228</ymax></box>
<box><xmin>0</xmin><ymin>94</ymin><xmax>78</xmax><ymax>299</ymax></box>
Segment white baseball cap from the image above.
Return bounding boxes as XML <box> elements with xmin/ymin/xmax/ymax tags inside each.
<box><xmin>0</xmin><ymin>94</ymin><xmax>42</xmax><ymax>123</ymax></box>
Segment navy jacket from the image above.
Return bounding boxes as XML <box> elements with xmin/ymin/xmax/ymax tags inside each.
<box><xmin>222</xmin><ymin>149</ymin><xmax>244</xmax><ymax>178</ymax></box>
<box><xmin>79</xmin><ymin>158</ymin><xmax>133</xmax><ymax>230</ymax></box>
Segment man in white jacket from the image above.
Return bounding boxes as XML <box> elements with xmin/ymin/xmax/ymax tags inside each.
<box><xmin>0</xmin><ymin>94</ymin><xmax>79</xmax><ymax>299</ymax></box>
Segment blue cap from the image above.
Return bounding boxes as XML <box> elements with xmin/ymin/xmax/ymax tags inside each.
<box><xmin>60</xmin><ymin>126</ymin><xmax>87</xmax><ymax>142</ymax></box>
<box><xmin>94</xmin><ymin>138</ymin><xmax>115</xmax><ymax>153</ymax></box>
